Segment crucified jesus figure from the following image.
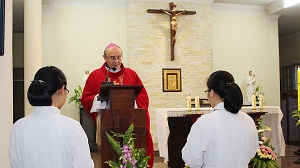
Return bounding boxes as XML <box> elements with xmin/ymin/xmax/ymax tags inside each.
<box><xmin>147</xmin><ymin>2</ymin><xmax>196</xmax><ymax>61</ymax></box>
<box><xmin>161</xmin><ymin>9</ymin><xmax>186</xmax><ymax>46</ymax></box>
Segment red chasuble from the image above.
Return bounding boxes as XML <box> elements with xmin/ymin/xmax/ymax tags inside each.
<box><xmin>81</xmin><ymin>63</ymin><xmax>154</xmax><ymax>167</ymax></box>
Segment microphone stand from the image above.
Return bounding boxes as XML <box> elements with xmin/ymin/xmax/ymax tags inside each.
<box><xmin>101</xmin><ymin>67</ymin><xmax>115</xmax><ymax>86</ymax></box>
<box><xmin>100</xmin><ymin>66</ymin><xmax>116</xmax><ymax>108</ymax></box>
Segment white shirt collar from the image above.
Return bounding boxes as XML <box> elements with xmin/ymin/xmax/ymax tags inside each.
<box><xmin>105</xmin><ymin>64</ymin><xmax>121</xmax><ymax>73</ymax></box>
<box><xmin>32</xmin><ymin>106</ymin><xmax>60</xmax><ymax>115</ymax></box>
<box><xmin>213</xmin><ymin>102</ymin><xmax>225</xmax><ymax>111</ymax></box>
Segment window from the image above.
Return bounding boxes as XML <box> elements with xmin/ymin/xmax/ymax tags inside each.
<box><xmin>282</xmin><ymin>64</ymin><xmax>300</xmax><ymax>93</ymax></box>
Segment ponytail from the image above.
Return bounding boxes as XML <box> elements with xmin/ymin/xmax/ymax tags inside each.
<box><xmin>206</xmin><ymin>70</ymin><xmax>243</xmax><ymax>114</ymax></box>
<box><xmin>223</xmin><ymin>83</ymin><xmax>243</xmax><ymax>114</ymax></box>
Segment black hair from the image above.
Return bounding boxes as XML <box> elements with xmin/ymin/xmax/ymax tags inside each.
<box><xmin>206</xmin><ymin>70</ymin><xmax>243</xmax><ymax>114</ymax></box>
<box><xmin>27</xmin><ymin>66</ymin><xmax>67</xmax><ymax>106</ymax></box>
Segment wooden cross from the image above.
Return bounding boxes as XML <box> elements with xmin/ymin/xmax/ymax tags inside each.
<box><xmin>147</xmin><ymin>2</ymin><xmax>196</xmax><ymax>61</ymax></box>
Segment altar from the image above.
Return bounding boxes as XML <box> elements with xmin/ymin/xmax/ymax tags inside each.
<box><xmin>155</xmin><ymin>106</ymin><xmax>286</xmax><ymax>163</ymax></box>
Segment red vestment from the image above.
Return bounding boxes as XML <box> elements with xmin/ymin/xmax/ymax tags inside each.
<box><xmin>81</xmin><ymin>63</ymin><xmax>154</xmax><ymax>167</ymax></box>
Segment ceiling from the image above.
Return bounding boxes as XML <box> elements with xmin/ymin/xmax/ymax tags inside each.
<box><xmin>214</xmin><ymin>0</ymin><xmax>300</xmax><ymax>37</ymax></box>
<box><xmin>13</xmin><ymin>0</ymin><xmax>300</xmax><ymax>38</ymax></box>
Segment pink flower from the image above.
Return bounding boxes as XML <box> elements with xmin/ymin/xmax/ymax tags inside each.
<box><xmin>261</xmin><ymin>137</ymin><xmax>267</xmax><ymax>141</ymax></box>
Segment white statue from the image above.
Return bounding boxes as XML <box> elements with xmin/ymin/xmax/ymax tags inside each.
<box><xmin>83</xmin><ymin>69</ymin><xmax>90</xmax><ymax>88</ymax></box>
<box><xmin>246</xmin><ymin>71</ymin><xmax>256</xmax><ymax>103</ymax></box>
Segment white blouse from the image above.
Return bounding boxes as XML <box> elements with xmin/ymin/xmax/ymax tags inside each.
<box><xmin>9</xmin><ymin>106</ymin><xmax>94</xmax><ymax>168</ymax></box>
<box><xmin>182</xmin><ymin>102</ymin><xmax>258</xmax><ymax>168</ymax></box>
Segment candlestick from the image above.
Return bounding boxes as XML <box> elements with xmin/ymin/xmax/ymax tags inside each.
<box><xmin>298</xmin><ymin>68</ymin><xmax>300</xmax><ymax>111</ymax></box>
<box><xmin>187</xmin><ymin>94</ymin><xmax>191</xmax><ymax>110</ymax></box>
<box><xmin>259</xmin><ymin>94</ymin><xmax>264</xmax><ymax>111</ymax></box>
<box><xmin>195</xmin><ymin>95</ymin><xmax>200</xmax><ymax>110</ymax></box>
<box><xmin>252</xmin><ymin>93</ymin><xmax>256</xmax><ymax>110</ymax></box>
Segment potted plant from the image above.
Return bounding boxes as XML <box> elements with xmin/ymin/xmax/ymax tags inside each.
<box><xmin>68</xmin><ymin>85</ymin><xmax>83</xmax><ymax>106</ymax></box>
<box><xmin>105</xmin><ymin>124</ymin><xmax>150</xmax><ymax>168</ymax></box>
<box><xmin>292</xmin><ymin>110</ymin><xmax>300</xmax><ymax>126</ymax></box>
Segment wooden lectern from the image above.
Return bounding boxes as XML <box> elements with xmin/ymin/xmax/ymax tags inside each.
<box><xmin>99</xmin><ymin>85</ymin><xmax>147</xmax><ymax>168</ymax></box>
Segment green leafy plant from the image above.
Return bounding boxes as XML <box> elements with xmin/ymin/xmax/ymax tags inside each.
<box><xmin>255</xmin><ymin>86</ymin><xmax>264</xmax><ymax>101</ymax></box>
<box><xmin>292</xmin><ymin>110</ymin><xmax>300</xmax><ymax>126</ymax></box>
<box><xmin>249</xmin><ymin>118</ymin><xmax>279</xmax><ymax>168</ymax></box>
<box><xmin>105</xmin><ymin>124</ymin><xmax>150</xmax><ymax>168</ymax></box>
<box><xmin>255</xmin><ymin>86</ymin><xmax>261</xmax><ymax>93</ymax></box>
<box><xmin>68</xmin><ymin>85</ymin><xmax>82</xmax><ymax>106</ymax></box>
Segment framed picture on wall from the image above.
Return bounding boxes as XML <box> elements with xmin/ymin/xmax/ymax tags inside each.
<box><xmin>162</xmin><ymin>68</ymin><xmax>182</xmax><ymax>92</ymax></box>
<box><xmin>0</xmin><ymin>0</ymin><xmax>4</xmax><ymax>56</ymax></box>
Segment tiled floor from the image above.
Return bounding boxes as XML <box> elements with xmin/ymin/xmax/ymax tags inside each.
<box><xmin>92</xmin><ymin>144</ymin><xmax>300</xmax><ymax>168</ymax></box>
<box><xmin>281</xmin><ymin>144</ymin><xmax>300</xmax><ymax>168</ymax></box>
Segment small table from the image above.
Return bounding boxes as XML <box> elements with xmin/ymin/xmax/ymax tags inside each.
<box><xmin>247</xmin><ymin>111</ymin><xmax>267</xmax><ymax>127</ymax></box>
<box><xmin>155</xmin><ymin>106</ymin><xmax>286</xmax><ymax>164</ymax></box>
<box><xmin>167</xmin><ymin>111</ymin><xmax>267</xmax><ymax>167</ymax></box>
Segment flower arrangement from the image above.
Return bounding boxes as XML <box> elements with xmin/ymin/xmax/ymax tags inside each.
<box><xmin>68</xmin><ymin>85</ymin><xmax>82</xmax><ymax>106</ymax></box>
<box><xmin>105</xmin><ymin>124</ymin><xmax>150</xmax><ymax>168</ymax></box>
<box><xmin>249</xmin><ymin>118</ymin><xmax>279</xmax><ymax>168</ymax></box>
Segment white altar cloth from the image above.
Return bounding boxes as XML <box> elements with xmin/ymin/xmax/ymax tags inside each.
<box><xmin>155</xmin><ymin>106</ymin><xmax>286</xmax><ymax>162</ymax></box>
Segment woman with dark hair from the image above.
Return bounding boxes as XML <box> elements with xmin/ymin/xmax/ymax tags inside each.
<box><xmin>9</xmin><ymin>66</ymin><xmax>94</xmax><ymax>168</ymax></box>
<box><xmin>182</xmin><ymin>70</ymin><xmax>258</xmax><ymax>168</ymax></box>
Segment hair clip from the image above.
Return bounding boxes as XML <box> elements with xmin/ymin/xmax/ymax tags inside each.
<box><xmin>31</xmin><ymin>80</ymin><xmax>47</xmax><ymax>84</ymax></box>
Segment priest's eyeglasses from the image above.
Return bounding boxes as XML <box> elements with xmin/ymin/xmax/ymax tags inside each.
<box><xmin>105</xmin><ymin>55</ymin><xmax>122</xmax><ymax>61</ymax></box>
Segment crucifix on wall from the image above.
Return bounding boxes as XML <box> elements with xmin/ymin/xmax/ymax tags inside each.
<box><xmin>147</xmin><ymin>2</ymin><xmax>196</xmax><ymax>61</ymax></box>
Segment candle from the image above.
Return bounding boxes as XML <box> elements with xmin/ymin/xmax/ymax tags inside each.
<box><xmin>259</xmin><ymin>94</ymin><xmax>264</xmax><ymax>109</ymax></box>
<box><xmin>187</xmin><ymin>94</ymin><xmax>191</xmax><ymax>110</ymax></box>
<box><xmin>252</xmin><ymin>93</ymin><xmax>256</xmax><ymax>110</ymax></box>
<box><xmin>195</xmin><ymin>95</ymin><xmax>200</xmax><ymax>110</ymax></box>
<box><xmin>298</xmin><ymin>68</ymin><xmax>300</xmax><ymax>111</ymax></box>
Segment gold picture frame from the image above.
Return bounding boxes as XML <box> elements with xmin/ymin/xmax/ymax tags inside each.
<box><xmin>162</xmin><ymin>68</ymin><xmax>182</xmax><ymax>92</ymax></box>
